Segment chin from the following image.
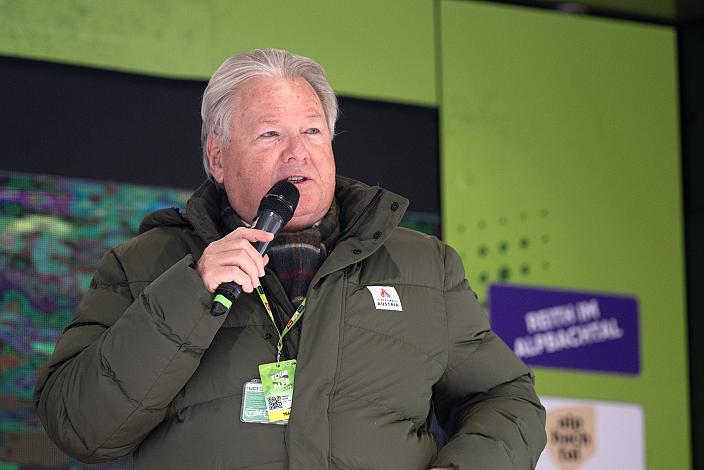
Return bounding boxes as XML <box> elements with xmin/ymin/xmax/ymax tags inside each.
<box><xmin>284</xmin><ymin>218</ymin><xmax>312</xmax><ymax>232</ymax></box>
<box><xmin>284</xmin><ymin>210</ymin><xmax>322</xmax><ymax>231</ymax></box>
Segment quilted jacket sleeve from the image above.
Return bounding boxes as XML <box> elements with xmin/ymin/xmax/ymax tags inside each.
<box><xmin>33</xmin><ymin>247</ymin><xmax>223</xmax><ymax>463</ymax></box>
<box><xmin>431</xmin><ymin>245</ymin><xmax>547</xmax><ymax>470</ymax></box>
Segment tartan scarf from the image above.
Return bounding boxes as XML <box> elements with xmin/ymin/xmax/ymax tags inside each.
<box><xmin>219</xmin><ymin>192</ymin><xmax>340</xmax><ymax>306</ymax></box>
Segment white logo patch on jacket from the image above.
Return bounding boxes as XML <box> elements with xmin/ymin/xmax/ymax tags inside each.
<box><xmin>366</xmin><ymin>286</ymin><xmax>403</xmax><ymax>311</ymax></box>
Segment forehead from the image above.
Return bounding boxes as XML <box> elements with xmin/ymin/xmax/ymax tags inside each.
<box><xmin>232</xmin><ymin>76</ymin><xmax>324</xmax><ymax>122</ymax></box>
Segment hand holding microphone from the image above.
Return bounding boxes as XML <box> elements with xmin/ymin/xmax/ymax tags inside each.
<box><xmin>195</xmin><ymin>180</ymin><xmax>300</xmax><ymax>316</ymax></box>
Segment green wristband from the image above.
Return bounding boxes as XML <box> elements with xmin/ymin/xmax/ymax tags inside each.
<box><xmin>214</xmin><ymin>294</ymin><xmax>233</xmax><ymax>310</ymax></box>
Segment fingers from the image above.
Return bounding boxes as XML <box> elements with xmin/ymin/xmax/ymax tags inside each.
<box><xmin>196</xmin><ymin>228</ymin><xmax>274</xmax><ymax>294</ymax></box>
<box><xmin>206</xmin><ymin>229</ymin><xmax>271</xmax><ymax>274</ymax></box>
<box><xmin>201</xmin><ymin>266</ymin><xmax>257</xmax><ymax>293</ymax></box>
<box><xmin>209</xmin><ymin>250</ymin><xmax>262</xmax><ymax>288</ymax></box>
<box><xmin>222</xmin><ymin>227</ymin><xmax>274</xmax><ymax>244</ymax></box>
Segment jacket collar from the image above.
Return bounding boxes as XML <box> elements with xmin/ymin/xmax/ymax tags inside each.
<box><xmin>334</xmin><ymin>175</ymin><xmax>408</xmax><ymax>244</ymax></box>
<box><xmin>309</xmin><ymin>176</ymin><xmax>409</xmax><ymax>287</ymax></box>
<box><xmin>180</xmin><ymin>176</ymin><xmax>410</xmax><ymax>251</ymax></box>
<box><xmin>184</xmin><ymin>180</ymin><xmax>224</xmax><ymax>245</ymax></box>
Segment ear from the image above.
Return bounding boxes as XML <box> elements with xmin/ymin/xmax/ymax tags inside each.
<box><xmin>206</xmin><ymin>133</ymin><xmax>225</xmax><ymax>184</ymax></box>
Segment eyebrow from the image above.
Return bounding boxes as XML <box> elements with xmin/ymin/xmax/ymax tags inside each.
<box><xmin>256</xmin><ymin>113</ymin><xmax>325</xmax><ymax>124</ymax></box>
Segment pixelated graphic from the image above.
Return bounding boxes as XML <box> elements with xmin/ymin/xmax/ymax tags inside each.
<box><xmin>0</xmin><ymin>171</ymin><xmax>190</xmax><ymax>468</ymax></box>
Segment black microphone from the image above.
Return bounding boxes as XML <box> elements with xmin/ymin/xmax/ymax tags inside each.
<box><xmin>210</xmin><ymin>180</ymin><xmax>300</xmax><ymax>316</ymax></box>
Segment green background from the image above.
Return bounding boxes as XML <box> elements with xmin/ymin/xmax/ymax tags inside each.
<box><xmin>440</xmin><ymin>2</ymin><xmax>688</xmax><ymax>469</ymax></box>
<box><xmin>0</xmin><ymin>0</ymin><xmax>437</xmax><ymax>106</ymax></box>
<box><xmin>0</xmin><ymin>0</ymin><xmax>689</xmax><ymax>468</ymax></box>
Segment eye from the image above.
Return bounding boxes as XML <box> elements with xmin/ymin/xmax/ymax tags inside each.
<box><xmin>261</xmin><ymin>130</ymin><xmax>279</xmax><ymax>138</ymax></box>
<box><xmin>306</xmin><ymin>128</ymin><xmax>321</xmax><ymax>135</ymax></box>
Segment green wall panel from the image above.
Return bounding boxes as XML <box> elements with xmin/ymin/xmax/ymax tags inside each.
<box><xmin>440</xmin><ymin>1</ymin><xmax>688</xmax><ymax>468</ymax></box>
<box><xmin>0</xmin><ymin>0</ymin><xmax>436</xmax><ymax>105</ymax></box>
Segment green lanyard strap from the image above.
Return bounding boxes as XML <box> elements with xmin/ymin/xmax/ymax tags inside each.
<box><xmin>255</xmin><ymin>285</ymin><xmax>306</xmax><ymax>364</ymax></box>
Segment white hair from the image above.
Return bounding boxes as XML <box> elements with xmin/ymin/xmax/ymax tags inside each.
<box><xmin>200</xmin><ymin>48</ymin><xmax>339</xmax><ymax>180</ymax></box>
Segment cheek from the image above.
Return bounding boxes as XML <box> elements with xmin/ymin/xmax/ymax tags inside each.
<box><xmin>317</xmin><ymin>157</ymin><xmax>336</xmax><ymax>206</ymax></box>
<box><xmin>315</xmin><ymin>145</ymin><xmax>335</xmax><ymax>176</ymax></box>
<box><xmin>225</xmin><ymin>148</ymin><xmax>270</xmax><ymax>181</ymax></box>
<box><xmin>323</xmin><ymin>155</ymin><xmax>336</xmax><ymax>186</ymax></box>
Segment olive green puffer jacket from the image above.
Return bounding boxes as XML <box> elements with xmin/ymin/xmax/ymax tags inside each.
<box><xmin>34</xmin><ymin>177</ymin><xmax>546</xmax><ymax>470</ymax></box>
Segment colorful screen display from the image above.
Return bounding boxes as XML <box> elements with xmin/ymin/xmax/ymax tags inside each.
<box><xmin>0</xmin><ymin>171</ymin><xmax>190</xmax><ymax>468</ymax></box>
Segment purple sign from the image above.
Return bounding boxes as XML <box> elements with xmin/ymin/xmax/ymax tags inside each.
<box><xmin>488</xmin><ymin>284</ymin><xmax>640</xmax><ymax>374</ymax></box>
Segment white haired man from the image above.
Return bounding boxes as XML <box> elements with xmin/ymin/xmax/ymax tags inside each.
<box><xmin>35</xmin><ymin>49</ymin><xmax>546</xmax><ymax>469</ymax></box>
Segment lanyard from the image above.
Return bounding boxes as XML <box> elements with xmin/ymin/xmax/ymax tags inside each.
<box><xmin>255</xmin><ymin>285</ymin><xmax>306</xmax><ymax>364</ymax></box>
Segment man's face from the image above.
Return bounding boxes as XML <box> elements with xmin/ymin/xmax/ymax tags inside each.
<box><xmin>207</xmin><ymin>76</ymin><xmax>336</xmax><ymax>231</ymax></box>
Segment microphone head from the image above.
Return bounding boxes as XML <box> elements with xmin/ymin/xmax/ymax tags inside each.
<box><xmin>258</xmin><ymin>180</ymin><xmax>300</xmax><ymax>225</ymax></box>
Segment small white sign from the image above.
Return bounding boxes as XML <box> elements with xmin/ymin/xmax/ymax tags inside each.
<box><xmin>367</xmin><ymin>286</ymin><xmax>403</xmax><ymax>311</ymax></box>
<box><xmin>537</xmin><ymin>396</ymin><xmax>645</xmax><ymax>470</ymax></box>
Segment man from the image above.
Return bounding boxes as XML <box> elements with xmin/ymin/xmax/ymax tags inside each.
<box><xmin>34</xmin><ymin>49</ymin><xmax>546</xmax><ymax>469</ymax></box>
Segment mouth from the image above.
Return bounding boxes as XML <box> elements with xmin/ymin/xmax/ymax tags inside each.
<box><xmin>284</xmin><ymin>176</ymin><xmax>308</xmax><ymax>185</ymax></box>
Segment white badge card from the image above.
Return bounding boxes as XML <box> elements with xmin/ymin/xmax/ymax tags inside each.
<box><xmin>240</xmin><ymin>379</ymin><xmax>271</xmax><ymax>424</ymax></box>
<box><xmin>367</xmin><ymin>286</ymin><xmax>403</xmax><ymax>311</ymax></box>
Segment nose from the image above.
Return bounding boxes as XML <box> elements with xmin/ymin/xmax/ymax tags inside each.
<box><xmin>281</xmin><ymin>134</ymin><xmax>310</xmax><ymax>161</ymax></box>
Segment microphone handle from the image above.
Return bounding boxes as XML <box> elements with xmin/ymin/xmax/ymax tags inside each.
<box><xmin>210</xmin><ymin>211</ymin><xmax>285</xmax><ymax>316</ymax></box>
<box><xmin>211</xmin><ymin>283</ymin><xmax>243</xmax><ymax>316</ymax></box>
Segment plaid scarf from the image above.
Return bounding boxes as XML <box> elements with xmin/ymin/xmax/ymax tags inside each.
<box><xmin>219</xmin><ymin>192</ymin><xmax>340</xmax><ymax>306</ymax></box>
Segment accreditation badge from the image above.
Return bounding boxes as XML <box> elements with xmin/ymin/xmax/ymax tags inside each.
<box><xmin>258</xmin><ymin>359</ymin><xmax>297</xmax><ymax>424</ymax></box>
<box><xmin>240</xmin><ymin>379</ymin><xmax>270</xmax><ymax>424</ymax></box>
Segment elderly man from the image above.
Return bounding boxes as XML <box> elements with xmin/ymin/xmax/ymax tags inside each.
<box><xmin>34</xmin><ymin>49</ymin><xmax>546</xmax><ymax>469</ymax></box>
